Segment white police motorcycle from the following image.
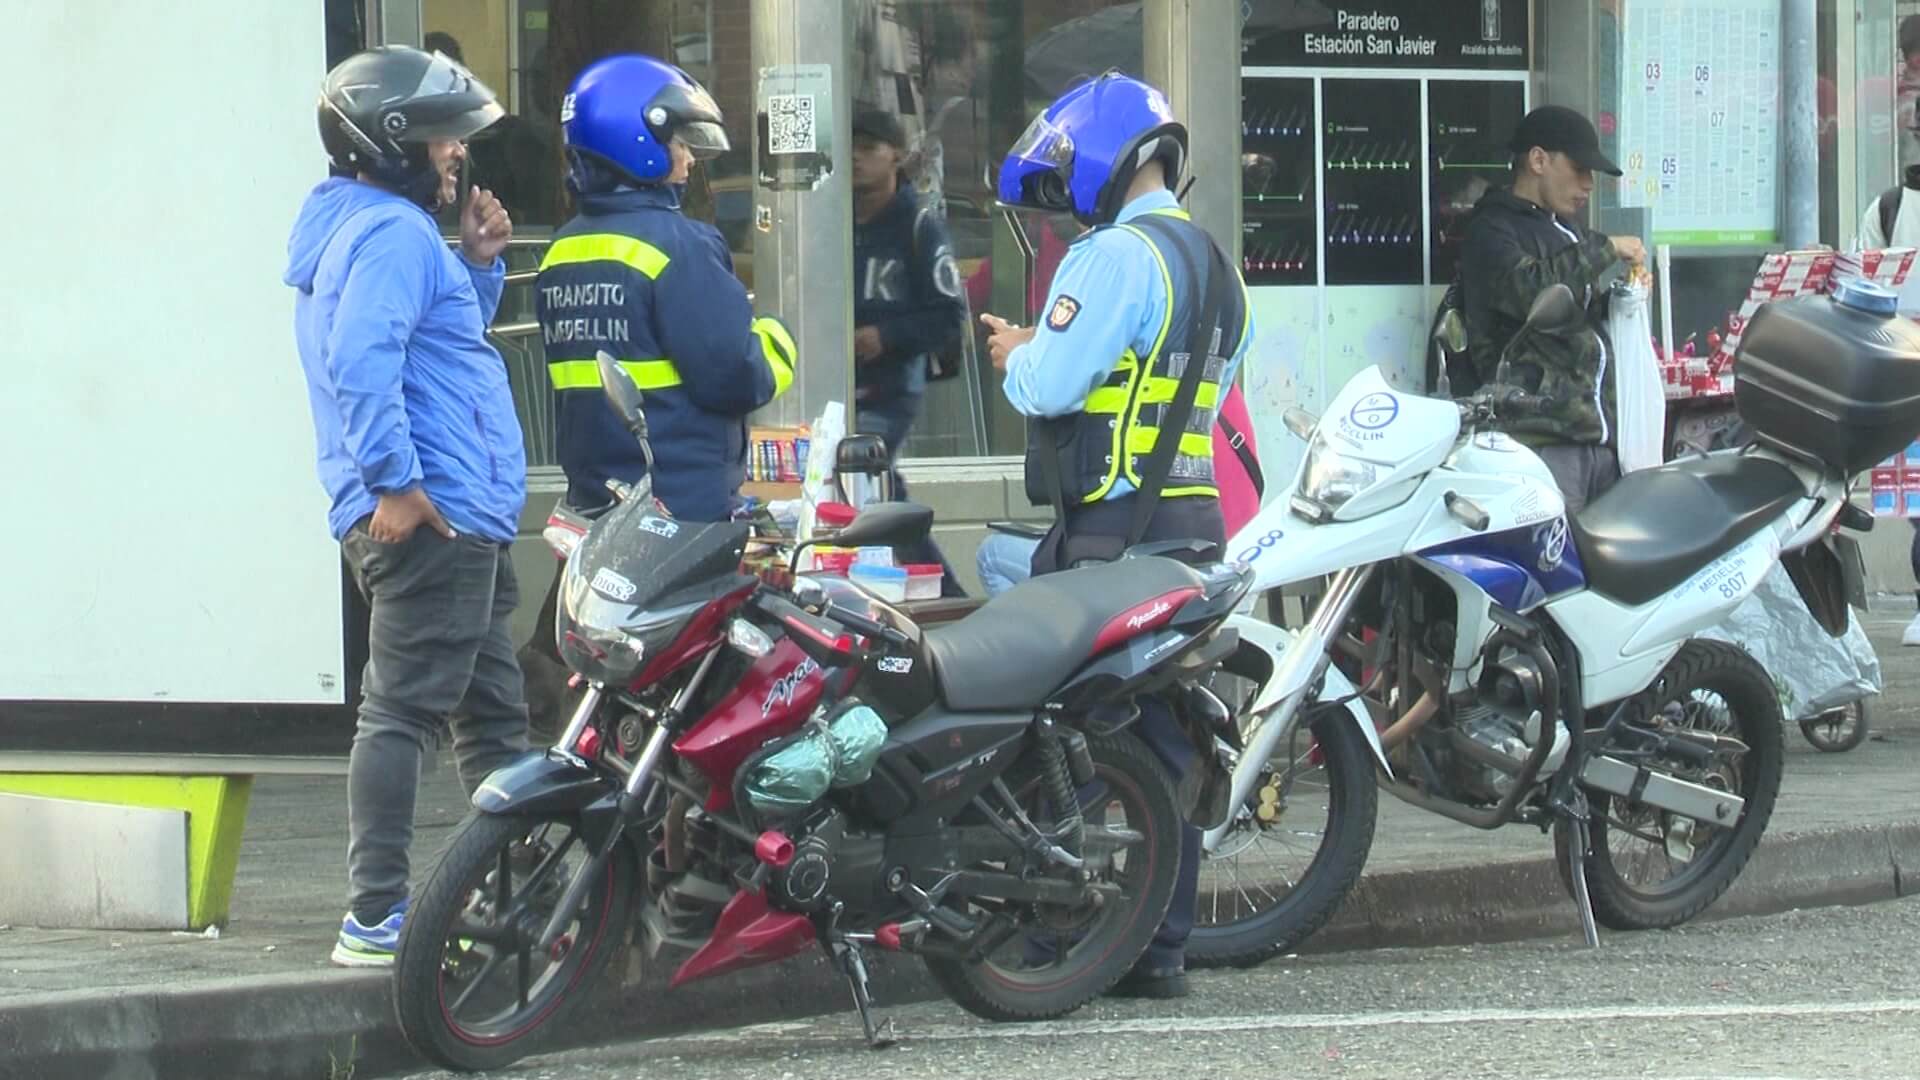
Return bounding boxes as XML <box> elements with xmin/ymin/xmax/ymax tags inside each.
<box><xmin>1186</xmin><ymin>281</ymin><xmax>1912</xmax><ymax>963</ymax></box>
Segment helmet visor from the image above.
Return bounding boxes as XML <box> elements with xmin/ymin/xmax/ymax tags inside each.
<box><xmin>674</xmin><ymin>121</ymin><xmax>732</xmax><ymax>160</ymax></box>
<box><xmin>1007</xmin><ymin>114</ymin><xmax>1075</xmax><ymax>179</ymax></box>
<box><xmin>396</xmin><ymin>51</ymin><xmax>506</xmax><ymax>140</ymax></box>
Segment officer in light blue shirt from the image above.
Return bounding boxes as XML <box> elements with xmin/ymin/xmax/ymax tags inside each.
<box><xmin>995</xmin><ymin>187</ymin><xmax>1251</xmax><ymax>434</ymax></box>
<box><xmin>982</xmin><ymin>72</ymin><xmax>1257</xmax><ymax>1000</ymax></box>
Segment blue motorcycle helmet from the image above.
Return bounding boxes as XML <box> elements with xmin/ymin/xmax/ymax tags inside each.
<box><xmin>561</xmin><ymin>54</ymin><xmax>729</xmax><ymax>192</ymax></box>
<box><xmin>997</xmin><ymin>72</ymin><xmax>1187</xmax><ymax>227</ymax></box>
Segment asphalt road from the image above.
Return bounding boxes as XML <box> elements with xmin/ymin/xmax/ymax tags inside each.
<box><xmin>400</xmin><ymin>895</ymin><xmax>1920</xmax><ymax>1080</ymax></box>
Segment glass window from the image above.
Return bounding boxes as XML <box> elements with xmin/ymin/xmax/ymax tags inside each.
<box><xmin>394</xmin><ymin>0</ymin><xmax>1134</xmax><ymax>467</ymax></box>
<box><xmin>848</xmin><ymin>0</ymin><xmax>1141</xmax><ymax>461</ymax></box>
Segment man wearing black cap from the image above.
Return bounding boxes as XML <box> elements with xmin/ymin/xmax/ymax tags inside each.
<box><xmin>1460</xmin><ymin>104</ymin><xmax>1646</xmax><ymax>512</ymax></box>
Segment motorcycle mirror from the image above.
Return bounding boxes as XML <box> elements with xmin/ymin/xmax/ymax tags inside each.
<box><xmin>1283</xmin><ymin>407</ymin><xmax>1318</xmax><ymax>441</ymax></box>
<box><xmin>595</xmin><ymin>350</ymin><xmax>649</xmax><ymax>439</ymax></box>
<box><xmin>1522</xmin><ymin>283</ymin><xmax>1583</xmax><ymax>337</ymax></box>
<box><xmin>1433</xmin><ymin>307</ymin><xmax>1469</xmax><ymax>354</ymax></box>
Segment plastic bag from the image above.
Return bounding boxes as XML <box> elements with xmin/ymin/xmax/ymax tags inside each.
<box><xmin>742</xmin><ymin>702</ymin><xmax>889</xmax><ymax>815</ymax></box>
<box><xmin>1608</xmin><ymin>281</ymin><xmax>1667</xmax><ymax>473</ymax></box>
<box><xmin>743</xmin><ymin>731</ymin><xmax>834</xmax><ymax>815</ymax></box>
<box><xmin>1696</xmin><ymin>565</ymin><xmax>1882</xmax><ymax>721</ymax></box>
<box><xmin>822</xmin><ymin>703</ymin><xmax>887</xmax><ymax>788</ymax></box>
<box><xmin>797</xmin><ymin>401</ymin><xmax>846</xmax><ymax>545</ymax></box>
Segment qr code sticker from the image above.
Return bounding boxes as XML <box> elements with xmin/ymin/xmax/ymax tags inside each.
<box><xmin>768</xmin><ymin>93</ymin><xmax>816</xmax><ymax>154</ymax></box>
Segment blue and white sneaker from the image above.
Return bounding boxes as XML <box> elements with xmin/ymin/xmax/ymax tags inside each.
<box><xmin>330</xmin><ymin>898</ymin><xmax>409</xmax><ymax>968</ymax></box>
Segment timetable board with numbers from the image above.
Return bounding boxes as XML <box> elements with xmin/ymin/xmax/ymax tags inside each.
<box><xmin>1616</xmin><ymin>0</ymin><xmax>1782</xmax><ymax>246</ymax></box>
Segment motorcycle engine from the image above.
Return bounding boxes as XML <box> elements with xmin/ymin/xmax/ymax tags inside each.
<box><xmin>768</xmin><ymin>810</ymin><xmax>887</xmax><ymax>914</ymax></box>
<box><xmin>1448</xmin><ymin>651</ymin><xmax>1567</xmax><ymax>803</ymax></box>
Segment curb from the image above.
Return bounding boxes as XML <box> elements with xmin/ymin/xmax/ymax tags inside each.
<box><xmin>3</xmin><ymin>822</ymin><xmax>1915</xmax><ymax>1080</ymax></box>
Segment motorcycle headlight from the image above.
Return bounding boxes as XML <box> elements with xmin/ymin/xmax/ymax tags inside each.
<box><xmin>1300</xmin><ymin>434</ymin><xmax>1382</xmax><ymax>510</ymax></box>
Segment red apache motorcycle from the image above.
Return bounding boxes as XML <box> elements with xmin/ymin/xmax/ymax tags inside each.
<box><xmin>393</xmin><ymin>354</ymin><xmax>1254</xmax><ymax>1071</ymax></box>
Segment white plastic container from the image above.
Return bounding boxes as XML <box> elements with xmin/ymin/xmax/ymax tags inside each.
<box><xmin>848</xmin><ymin>564</ymin><xmax>908</xmax><ymax>603</ymax></box>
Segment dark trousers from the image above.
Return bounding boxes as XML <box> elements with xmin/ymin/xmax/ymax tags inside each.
<box><xmin>1031</xmin><ymin>494</ymin><xmax>1225</xmax><ymax>972</ymax></box>
<box><xmin>340</xmin><ymin>523</ymin><xmax>530</xmax><ymax>923</ymax></box>
<box><xmin>1534</xmin><ymin>443</ymin><xmax>1622</xmax><ymax>515</ymax></box>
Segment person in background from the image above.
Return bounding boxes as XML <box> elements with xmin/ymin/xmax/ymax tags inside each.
<box><xmin>1857</xmin><ymin>109</ymin><xmax>1920</xmax><ymax>647</ymax></box>
<box><xmin>287</xmin><ymin>45</ymin><xmax>527</xmax><ymax>967</ymax></box>
<box><xmin>982</xmin><ymin>72</ymin><xmax>1256</xmax><ymax>999</ymax></box>
<box><xmin>1458</xmin><ymin>104</ymin><xmax>1643</xmax><ymax>513</ymax></box>
<box><xmin>518</xmin><ymin>54</ymin><xmax>797</xmax><ymax>723</ymax></box>
<box><xmin>851</xmin><ymin>107</ymin><xmax>969</xmax><ymax>593</ymax></box>
<box><xmin>852</xmin><ymin>108</ymin><xmax>965</xmax><ymax>455</ymax></box>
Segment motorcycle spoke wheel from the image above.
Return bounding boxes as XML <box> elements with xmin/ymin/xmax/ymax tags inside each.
<box><xmin>1800</xmin><ymin>699</ymin><xmax>1870</xmax><ymax>753</ymax></box>
<box><xmin>395</xmin><ymin>811</ymin><xmax>635</xmax><ymax>1073</ymax></box>
<box><xmin>1554</xmin><ymin>640</ymin><xmax>1783</xmax><ymax>932</ymax></box>
<box><xmin>1188</xmin><ymin>709</ymin><xmax>1376</xmax><ymax>969</ymax></box>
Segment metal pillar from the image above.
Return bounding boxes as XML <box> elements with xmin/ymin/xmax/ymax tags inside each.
<box><xmin>1144</xmin><ymin>0</ymin><xmax>1243</xmax><ymax>261</ymax></box>
<box><xmin>749</xmin><ymin>0</ymin><xmax>853</xmax><ymax>430</ymax></box>
<box><xmin>1783</xmin><ymin>0</ymin><xmax>1820</xmax><ymax>248</ymax></box>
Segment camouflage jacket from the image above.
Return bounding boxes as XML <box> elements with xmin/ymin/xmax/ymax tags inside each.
<box><xmin>1459</xmin><ymin>187</ymin><xmax>1622</xmax><ymax>447</ymax></box>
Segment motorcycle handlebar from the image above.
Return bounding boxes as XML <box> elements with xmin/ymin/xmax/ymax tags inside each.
<box><xmin>1458</xmin><ymin>384</ymin><xmax>1557</xmax><ymax>424</ymax></box>
<box><xmin>821</xmin><ymin>600</ymin><xmax>913</xmax><ymax>649</ymax></box>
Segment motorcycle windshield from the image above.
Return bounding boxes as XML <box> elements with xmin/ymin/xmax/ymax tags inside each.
<box><xmin>565</xmin><ymin>495</ymin><xmax>752</xmax><ymax>633</ymax></box>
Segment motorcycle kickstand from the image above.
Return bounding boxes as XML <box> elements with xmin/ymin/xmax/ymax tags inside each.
<box><xmin>831</xmin><ymin>935</ymin><xmax>897</xmax><ymax>1049</ymax></box>
<box><xmin>1555</xmin><ymin>789</ymin><xmax>1602</xmax><ymax>949</ymax></box>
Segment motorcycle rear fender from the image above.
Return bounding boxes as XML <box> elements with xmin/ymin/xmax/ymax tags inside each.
<box><xmin>1225</xmin><ymin>613</ymin><xmax>1388</xmax><ymax>776</ymax></box>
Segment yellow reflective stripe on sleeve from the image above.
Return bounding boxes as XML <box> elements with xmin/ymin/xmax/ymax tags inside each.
<box><xmin>547</xmin><ymin>358</ymin><xmax>683</xmax><ymax>390</ymax></box>
<box><xmin>539</xmin><ymin>234</ymin><xmax>672</xmax><ymax>279</ymax></box>
<box><xmin>751</xmin><ymin>316</ymin><xmax>797</xmax><ymax>398</ymax></box>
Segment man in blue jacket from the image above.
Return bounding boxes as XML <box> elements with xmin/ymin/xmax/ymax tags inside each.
<box><xmin>537</xmin><ymin>54</ymin><xmax>796</xmax><ymax>521</ymax></box>
<box><xmin>286</xmin><ymin>45</ymin><xmax>529</xmax><ymax>967</ymax></box>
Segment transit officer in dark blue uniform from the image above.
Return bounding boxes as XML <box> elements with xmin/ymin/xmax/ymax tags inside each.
<box><xmin>984</xmin><ymin>72</ymin><xmax>1256</xmax><ymax>999</ymax></box>
<box><xmin>537</xmin><ymin>53</ymin><xmax>796</xmax><ymax>521</ymax></box>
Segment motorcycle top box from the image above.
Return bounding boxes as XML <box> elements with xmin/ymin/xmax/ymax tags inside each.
<box><xmin>1734</xmin><ymin>279</ymin><xmax>1920</xmax><ymax>473</ymax></box>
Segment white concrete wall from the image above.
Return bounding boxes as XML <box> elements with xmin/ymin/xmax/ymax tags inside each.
<box><xmin>0</xmin><ymin>6</ymin><xmax>342</xmax><ymax>703</ymax></box>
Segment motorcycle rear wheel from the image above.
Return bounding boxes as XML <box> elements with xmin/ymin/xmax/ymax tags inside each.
<box><xmin>394</xmin><ymin>810</ymin><xmax>635</xmax><ymax>1073</ymax></box>
<box><xmin>924</xmin><ymin>730</ymin><xmax>1181</xmax><ymax>1021</ymax></box>
<box><xmin>1800</xmin><ymin>698</ymin><xmax>1870</xmax><ymax>753</ymax></box>
<box><xmin>1554</xmin><ymin>640</ymin><xmax>1783</xmax><ymax>931</ymax></box>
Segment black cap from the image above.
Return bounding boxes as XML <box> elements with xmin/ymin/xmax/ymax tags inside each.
<box><xmin>851</xmin><ymin>108</ymin><xmax>906</xmax><ymax>148</ymax></box>
<box><xmin>1508</xmin><ymin>105</ymin><xmax>1621</xmax><ymax>177</ymax></box>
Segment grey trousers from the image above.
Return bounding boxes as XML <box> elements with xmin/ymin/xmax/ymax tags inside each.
<box><xmin>1534</xmin><ymin>443</ymin><xmax>1623</xmax><ymax>515</ymax></box>
<box><xmin>340</xmin><ymin>522</ymin><xmax>530</xmax><ymax>923</ymax></box>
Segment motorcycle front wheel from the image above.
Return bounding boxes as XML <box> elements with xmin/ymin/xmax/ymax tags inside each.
<box><xmin>394</xmin><ymin>810</ymin><xmax>636</xmax><ymax>1073</ymax></box>
<box><xmin>923</xmin><ymin>730</ymin><xmax>1181</xmax><ymax>1021</ymax></box>
<box><xmin>1554</xmin><ymin>640</ymin><xmax>1784</xmax><ymax>931</ymax></box>
<box><xmin>1187</xmin><ymin>705</ymin><xmax>1377</xmax><ymax>968</ymax></box>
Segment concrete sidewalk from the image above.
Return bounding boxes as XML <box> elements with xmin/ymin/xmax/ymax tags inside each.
<box><xmin>3</xmin><ymin>616</ymin><xmax>1917</xmax><ymax>1080</ymax></box>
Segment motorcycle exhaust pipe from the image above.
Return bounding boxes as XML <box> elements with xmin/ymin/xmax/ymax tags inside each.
<box><xmin>1579</xmin><ymin>755</ymin><xmax>1745</xmax><ymax>826</ymax></box>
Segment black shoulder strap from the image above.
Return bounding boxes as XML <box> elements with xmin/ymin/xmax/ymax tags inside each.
<box><xmin>1216</xmin><ymin>412</ymin><xmax>1264</xmax><ymax>498</ymax></box>
<box><xmin>1121</xmin><ymin>214</ymin><xmax>1234</xmax><ymax>548</ymax></box>
<box><xmin>1881</xmin><ymin>184</ymin><xmax>1903</xmax><ymax>244</ymax></box>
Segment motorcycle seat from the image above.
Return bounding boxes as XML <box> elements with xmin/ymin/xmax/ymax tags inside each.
<box><xmin>1571</xmin><ymin>454</ymin><xmax>1805</xmax><ymax>607</ymax></box>
<box><xmin>924</xmin><ymin>557</ymin><xmax>1205</xmax><ymax>711</ymax></box>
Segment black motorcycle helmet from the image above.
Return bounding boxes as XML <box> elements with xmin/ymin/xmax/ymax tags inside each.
<box><xmin>318</xmin><ymin>45</ymin><xmax>505</xmax><ymax>209</ymax></box>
